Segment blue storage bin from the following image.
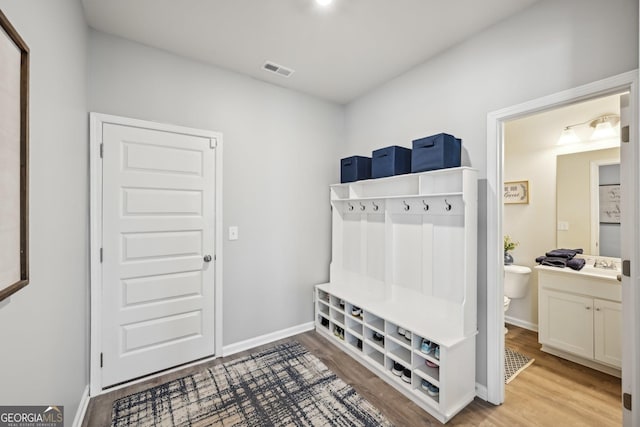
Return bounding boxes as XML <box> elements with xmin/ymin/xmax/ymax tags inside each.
<box><xmin>411</xmin><ymin>133</ymin><xmax>461</xmax><ymax>173</ymax></box>
<box><xmin>371</xmin><ymin>145</ymin><xmax>412</xmax><ymax>179</ymax></box>
<box><xmin>340</xmin><ymin>156</ymin><xmax>371</xmax><ymax>183</ymax></box>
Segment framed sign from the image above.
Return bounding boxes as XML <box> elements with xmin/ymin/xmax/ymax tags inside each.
<box><xmin>0</xmin><ymin>9</ymin><xmax>29</xmax><ymax>302</ymax></box>
<box><xmin>504</xmin><ymin>180</ymin><xmax>529</xmax><ymax>204</ymax></box>
<box><xmin>599</xmin><ymin>184</ymin><xmax>621</xmax><ymax>224</ymax></box>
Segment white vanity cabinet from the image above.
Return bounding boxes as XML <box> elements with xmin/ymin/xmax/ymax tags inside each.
<box><xmin>537</xmin><ymin>266</ymin><xmax>621</xmax><ymax>376</ymax></box>
<box><xmin>314</xmin><ymin>167</ymin><xmax>478</xmax><ymax>423</ymax></box>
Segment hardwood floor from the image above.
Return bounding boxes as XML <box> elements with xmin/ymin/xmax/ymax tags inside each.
<box><xmin>83</xmin><ymin>325</ymin><xmax>621</xmax><ymax>426</ymax></box>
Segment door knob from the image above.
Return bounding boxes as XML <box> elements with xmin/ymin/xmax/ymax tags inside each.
<box><xmin>204</xmin><ymin>255</ymin><xmax>212</xmax><ymax>263</ymax></box>
<box><xmin>617</xmin><ymin>274</ymin><xmax>622</xmax><ymax>282</ymax></box>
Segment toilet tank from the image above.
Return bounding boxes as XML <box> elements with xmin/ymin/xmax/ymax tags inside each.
<box><xmin>504</xmin><ymin>264</ymin><xmax>531</xmax><ymax>299</ymax></box>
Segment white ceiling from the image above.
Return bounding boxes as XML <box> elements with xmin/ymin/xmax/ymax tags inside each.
<box><xmin>81</xmin><ymin>0</ymin><xmax>539</xmax><ymax>104</ymax></box>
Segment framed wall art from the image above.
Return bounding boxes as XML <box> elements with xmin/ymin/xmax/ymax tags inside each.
<box><xmin>0</xmin><ymin>9</ymin><xmax>29</xmax><ymax>302</ymax></box>
<box><xmin>504</xmin><ymin>180</ymin><xmax>529</xmax><ymax>204</ymax></box>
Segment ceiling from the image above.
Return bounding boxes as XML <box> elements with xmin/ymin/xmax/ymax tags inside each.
<box><xmin>81</xmin><ymin>0</ymin><xmax>539</xmax><ymax>104</ymax></box>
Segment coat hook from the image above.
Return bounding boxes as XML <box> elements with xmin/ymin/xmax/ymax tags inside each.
<box><xmin>348</xmin><ymin>203</ymin><xmax>354</xmax><ymax>211</ymax></box>
<box><xmin>403</xmin><ymin>200</ymin><xmax>410</xmax><ymax>211</ymax></box>
<box><xmin>372</xmin><ymin>202</ymin><xmax>379</xmax><ymax>211</ymax></box>
<box><xmin>444</xmin><ymin>199</ymin><xmax>452</xmax><ymax>211</ymax></box>
<box><xmin>422</xmin><ymin>200</ymin><xmax>429</xmax><ymax>211</ymax></box>
<box><xmin>360</xmin><ymin>202</ymin><xmax>366</xmax><ymax>211</ymax></box>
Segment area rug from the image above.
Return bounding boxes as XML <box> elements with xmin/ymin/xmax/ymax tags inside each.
<box><xmin>111</xmin><ymin>341</ymin><xmax>393</xmax><ymax>427</ymax></box>
<box><xmin>505</xmin><ymin>347</ymin><xmax>534</xmax><ymax>384</ymax></box>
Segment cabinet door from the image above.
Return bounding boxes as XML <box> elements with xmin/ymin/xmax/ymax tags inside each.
<box><xmin>539</xmin><ymin>289</ymin><xmax>593</xmax><ymax>359</ymax></box>
<box><xmin>594</xmin><ymin>299</ymin><xmax>622</xmax><ymax>368</ymax></box>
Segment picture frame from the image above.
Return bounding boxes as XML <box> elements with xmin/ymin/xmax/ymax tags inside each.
<box><xmin>0</xmin><ymin>10</ymin><xmax>29</xmax><ymax>302</ymax></box>
<box><xmin>504</xmin><ymin>180</ymin><xmax>529</xmax><ymax>204</ymax></box>
<box><xmin>599</xmin><ymin>184</ymin><xmax>621</xmax><ymax>224</ymax></box>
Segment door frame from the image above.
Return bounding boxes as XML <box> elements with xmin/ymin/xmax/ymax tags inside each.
<box><xmin>89</xmin><ymin>113</ymin><xmax>224</xmax><ymax>396</ymax></box>
<box><xmin>486</xmin><ymin>70</ymin><xmax>639</xmax><ymax>413</ymax></box>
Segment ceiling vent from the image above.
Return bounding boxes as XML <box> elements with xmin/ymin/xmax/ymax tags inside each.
<box><xmin>262</xmin><ymin>61</ymin><xmax>294</xmax><ymax>78</ymax></box>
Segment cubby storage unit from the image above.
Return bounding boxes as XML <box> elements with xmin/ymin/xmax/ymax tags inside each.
<box><xmin>315</xmin><ymin>167</ymin><xmax>477</xmax><ymax>423</ymax></box>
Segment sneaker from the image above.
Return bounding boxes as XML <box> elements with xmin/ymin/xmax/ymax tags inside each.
<box><xmin>339</xmin><ymin>299</ymin><xmax>345</xmax><ymax>308</ymax></box>
<box><xmin>397</xmin><ymin>326</ymin><xmax>406</xmax><ymax>336</ymax></box>
<box><xmin>351</xmin><ymin>306</ymin><xmax>362</xmax><ymax>317</ymax></box>
<box><xmin>357</xmin><ymin>339</ymin><xmax>363</xmax><ymax>350</ymax></box>
<box><xmin>420</xmin><ymin>339</ymin><xmax>433</xmax><ymax>355</ymax></box>
<box><xmin>334</xmin><ymin>326</ymin><xmax>344</xmax><ymax>340</ymax></box>
<box><xmin>404</xmin><ymin>330</ymin><xmax>412</xmax><ymax>341</ymax></box>
<box><xmin>434</xmin><ymin>345</ymin><xmax>440</xmax><ymax>360</ymax></box>
<box><xmin>391</xmin><ymin>362</ymin><xmax>404</xmax><ymax>376</ymax></box>
<box><xmin>425</xmin><ymin>359</ymin><xmax>438</xmax><ymax>368</ymax></box>
<box><xmin>421</xmin><ymin>379</ymin><xmax>430</xmax><ymax>392</ymax></box>
<box><xmin>401</xmin><ymin>368</ymin><xmax>411</xmax><ymax>383</ymax></box>
<box><xmin>320</xmin><ymin>317</ymin><xmax>329</xmax><ymax>327</ymax></box>
<box><xmin>427</xmin><ymin>383</ymin><xmax>439</xmax><ymax>397</ymax></box>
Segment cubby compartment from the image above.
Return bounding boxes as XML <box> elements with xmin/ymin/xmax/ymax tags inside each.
<box><xmin>315</xmin><ymin>168</ymin><xmax>477</xmax><ymax>423</ymax></box>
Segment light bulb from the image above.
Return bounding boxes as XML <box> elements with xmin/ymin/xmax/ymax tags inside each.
<box><xmin>557</xmin><ymin>128</ymin><xmax>580</xmax><ymax>145</ymax></box>
<box><xmin>590</xmin><ymin>121</ymin><xmax>617</xmax><ymax>140</ymax></box>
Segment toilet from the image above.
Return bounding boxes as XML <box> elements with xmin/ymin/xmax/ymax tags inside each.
<box><xmin>503</xmin><ymin>264</ymin><xmax>531</xmax><ymax>333</ymax></box>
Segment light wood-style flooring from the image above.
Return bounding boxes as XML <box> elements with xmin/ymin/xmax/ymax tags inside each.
<box><xmin>83</xmin><ymin>325</ymin><xmax>621</xmax><ymax>426</ymax></box>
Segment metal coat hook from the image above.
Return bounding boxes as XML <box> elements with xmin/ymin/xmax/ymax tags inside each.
<box><xmin>348</xmin><ymin>203</ymin><xmax>354</xmax><ymax>211</ymax></box>
<box><xmin>444</xmin><ymin>199</ymin><xmax>452</xmax><ymax>211</ymax></box>
<box><xmin>403</xmin><ymin>201</ymin><xmax>410</xmax><ymax>211</ymax></box>
<box><xmin>372</xmin><ymin>202</ymin><xmax>379</xmax><ymax>211</ymax></box>
<box><xmin>422</xmin><ymin>200</ymin><xmax>429</xmax><ymax>211</ymax></box>
<box><xmin>359</xmin><ymin>202</ymin><xmax>366</xmax><ymax>211</ymax></box>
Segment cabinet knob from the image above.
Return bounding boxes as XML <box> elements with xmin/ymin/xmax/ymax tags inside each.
<box><xmin>595</xmin><ymin>307</ymin><xmax>601</xmax><ymax>311</ymax></box>
<box><xmin>204</xmin><ymin>254</ymin><xmax>212</xmax><ymax>263</ymax></box>
<box><xmin>585</xmin><ymin>306</ymin><xmax>591</xmax><ymax>310</ymax></box>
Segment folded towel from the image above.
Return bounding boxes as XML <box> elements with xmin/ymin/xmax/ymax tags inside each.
<box><xmin>540</xmin><ymin>256</ymin><xmax>567</xmax><ymax>268</ymax></box>
<box><xmin>545</xmin><ymin>248</ymin><xmax>583</xmax><ymax>259</ymax></box>
<box><xmin>567</xmin><ymin>257</ymin><xmax>586</xmax><ymax>271</ymax></box>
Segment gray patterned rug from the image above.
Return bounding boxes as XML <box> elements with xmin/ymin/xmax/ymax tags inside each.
<box><xmin>505</xmin><ymin>347</ymin><xmax>534</xmax><ymax>384</ymax></box>
<box><xmin>111</xmin><ymin>341</ymin><xmax>393</xmax><ymax>426</ymax></box>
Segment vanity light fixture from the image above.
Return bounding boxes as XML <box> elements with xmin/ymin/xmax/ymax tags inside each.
<box><xmin>556</xmin><ymin>113</ymin><xmax>620</xmax><ymax>145</ymax></box>
<box><xmin>315</xmin><ymin>0</ymin><xmax>333</xmax><ymax>5</ymax></box>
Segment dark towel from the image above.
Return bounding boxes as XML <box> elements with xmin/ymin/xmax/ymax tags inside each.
<box><xmin>545</xmin><ymin>248</ymin><xmax>583</xmax><ymax>259</ymax></box>
<box><xmin>567</xmin><ymin>257</ymin><xmax>586</xmax><ymax>271</ymax></box>
<box><xmin>540</xmin><ymin>256</ymin><xmax>567</xmax><ymax>268</ymax></box>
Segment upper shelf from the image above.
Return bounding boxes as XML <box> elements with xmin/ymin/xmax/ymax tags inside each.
<box><xmin>331</xmin><ymin>167</ymin><xmax>477</xmax><ymax>201</ymax></box>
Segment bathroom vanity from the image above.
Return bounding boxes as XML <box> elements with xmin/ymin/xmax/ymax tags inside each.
<box><xmin>536</xmin><ymin>262</ymin><xmax>621</xmax><ymax>377</ymax></box>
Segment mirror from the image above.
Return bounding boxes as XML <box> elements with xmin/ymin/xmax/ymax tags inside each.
<box><xmin>556</xmin><ymin>147</ymin><xmax>620</xmax><ymax>257</ymax></box>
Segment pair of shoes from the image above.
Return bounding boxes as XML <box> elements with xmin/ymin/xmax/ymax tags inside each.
<box><xmin>339</xmin><ymin>299</ymin><xmax>345</xmax><ymax>308</ymax></box>
<box><xmin>421</xmin><ymin>379</ymin><xmax>439</xmax><ymax>397</ymax></box>
<box><xmin>372</xmin><ymin>332</ymin><xmax>384</xmax><ymax>345</ymax></box>
<box><xmin>397</xmin><ymin>326</ymin><xmax>412</xmax><ymax>340</ymax></box>
<box><xmin>434</xmin><ymin>345</ymin><xmax>440</xmax><ymax>360</ymax></box>
<box><xmin>351</xmin><ymin>306</ymin><xmax>362</xmax><ymax>317</ymax></box>
<box><xmin>334</xmin><ymin>326</ymin><xmax>344</xmax><ymax>340</ymax></box>
<box><xmin>425</xmin><ymin>359</ymin><xmax>438</xmax><ymax>368</ymax></box>
<box><xmin>320</xmin><ymin>317</ymin><xmax>329</xmax><ymax>327</ymax></box>
<box><xmin>420</xmin><ymin>339</ymin><xmax>433</xmax><ymax>355</ymax></box>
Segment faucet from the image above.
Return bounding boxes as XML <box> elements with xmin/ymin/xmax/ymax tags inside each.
<box><xmin>594</xmin><ymin>258</ymin><xmax>616</xmax><ymax>270</ymax></box>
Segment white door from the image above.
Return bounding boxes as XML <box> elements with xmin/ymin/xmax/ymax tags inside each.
<box><xmin>101</xmin><ymin>121</ymin><xmax>217</xmax><ymax>388</ymax></box>
<box><xmin>594</xmin><ymin>299</ymin><xmax>622</xmax><ymax>368</ymax></box>
<box><xmin>539</xmin><ymin>289</ymin><xmax>593</xmax><ymax>359</ymax></box>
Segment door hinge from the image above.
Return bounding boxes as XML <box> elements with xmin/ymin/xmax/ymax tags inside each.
<box><xmin>100</xmin><ymin>352</ymin><xmax>103</xmax><ymax>368</ymax></box>
<box><xmin>209</xmin><ymin>138</ymin><xmax>217</xmax><ymax>149</ymax></box>
<box><xmin>621</xmin><ymin>125</ymin><xmax>629</xmax><ymax>143</ymax></box>
<box><xmin>100</xmin><ymin>248</ymin><xmax>103</xmax><ymax>263</ymax></box>
<box><xmin>623</xmin><ymin>392</ymin><xmax>632</xmax><ymax>410</ymax></box>
<box><xmin>623</xmin><ymin>259</ymin><xmax>630</xmax><ymax>277</ymax></box>
<box><xmin>100</xmin><ymin>143</ymin><xmax>104</xmax><ymax>158</ymax></box>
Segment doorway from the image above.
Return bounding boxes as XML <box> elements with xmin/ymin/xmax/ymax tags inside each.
<box><xmin>485</xmin><ymin>70</ymin><xmax>639</xmax><ymax>425</ymax></box>
<box><xmin>89</xmin><ymin>113</ymin><xmax>224</xmax><ymax>395</ymax></box>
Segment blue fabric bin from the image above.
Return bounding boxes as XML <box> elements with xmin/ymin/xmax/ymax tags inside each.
<box><xmin>411</xmin><ymin>133</ymin><xmax>461</xmax><ymax>173</ymax></box>
<box><xmin>371</xmin><ymin>145</ymin><xmax>412</xmax><ymax>179</ymax></box>
<box><xmin>340</xmin><ymin>156</ymin><xmax>371</xmax><ymax>183</ymax></box>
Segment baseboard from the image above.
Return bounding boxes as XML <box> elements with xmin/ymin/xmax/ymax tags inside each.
<box><xmin>72</xmin><ymin>385</ymin><xmax>90</xmax><ymax>427</ymax></box>
<box><xmin>222</xmin><ymin>321</ymin><xmax>315</xmax><ymax>357</ymax></box>
<box><xmin>475</xmin><ymin>383</ymin><xmax>488</xmax><ymax>401</ymax></box>
<box><xmin>505</xmin><ymin>316</ymin><xmax>538</xmax><ymax>332</ymax></box>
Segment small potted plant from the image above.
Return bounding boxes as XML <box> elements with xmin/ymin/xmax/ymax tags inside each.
<box><xmin>504</xmin><ymin>235</ymin><xmax>519</xmax><ymax>265</ymax></box>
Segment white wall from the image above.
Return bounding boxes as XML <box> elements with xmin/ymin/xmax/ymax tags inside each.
<box><xmin>0</xmin><ymin>0</ymin><xmax>88</xmax><ymax>424</ymax></box>
<box><xmin>87</xmin><ymin>31</ymin><xmax>344</xmax><ymax>345</ymax></box>
<box><xmin>344</xmin><ymin>0</ymin><xmax>638</xmax><ymax>386</ymax></box>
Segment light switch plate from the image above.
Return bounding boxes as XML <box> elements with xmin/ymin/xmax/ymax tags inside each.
<box><xmin>557</xmin><ymin>221</ymin><xmax>569</xmax><ymax>231</ymax></box>
<box><xmin>228</xmin><ymin>226</ymin><xmax>239</xmax><ymax>241</ymax></box>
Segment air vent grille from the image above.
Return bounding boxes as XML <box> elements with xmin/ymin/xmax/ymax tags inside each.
<box><xmin>262</xmin><ymin>61</ymin><xmax>294</xmax><ymax>78</ymax></box>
